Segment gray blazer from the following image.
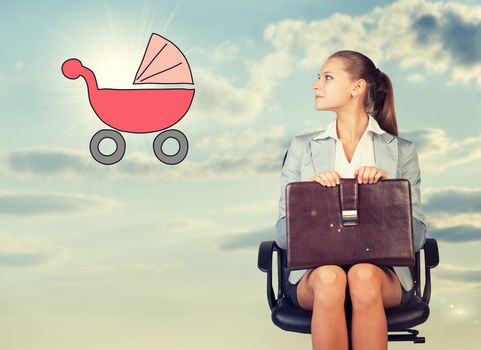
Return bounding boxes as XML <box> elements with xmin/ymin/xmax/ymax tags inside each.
<box><xmin>275</xmin><ymin>129</ymin><xmax>427</xmax><ymax>292</ymax></box>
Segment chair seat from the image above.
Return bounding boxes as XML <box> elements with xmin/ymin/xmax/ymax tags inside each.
<box><xmin>272</xmin><ymin>295</ymin><xmax>430</xmax><ymax>334</ymax></box>
<box><xmin>385</xmin><ymin>295</ymin><xmax>430</xmax><ymax>331</ymax></box>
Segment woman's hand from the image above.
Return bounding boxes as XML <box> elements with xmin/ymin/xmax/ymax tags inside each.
<box><xmin>354</xmin><ymin>166</ymin><xmax>388</xmax><ymax>184</ymax></box>
<box><xmin>310</xmin><ymin>170</ymin><xmax>341</xmax><ymax>187</ymax></box>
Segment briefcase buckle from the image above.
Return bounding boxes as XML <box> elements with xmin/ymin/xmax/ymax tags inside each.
<box><xmin>342</xmin><ymin>209</ymin><xmax>358</xmax><ymax>226</ymax></box>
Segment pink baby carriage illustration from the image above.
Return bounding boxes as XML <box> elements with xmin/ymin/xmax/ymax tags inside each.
<box><xmin>61</xmin><ymin>33</ymin><xmax>195</xmax><ymax>165</ymax></box>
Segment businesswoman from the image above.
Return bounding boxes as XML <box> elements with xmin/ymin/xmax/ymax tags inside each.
<box><xmin>275</xmin><ymin>50</ymin><xmax>427</xmax><ymax>350</ymax></box>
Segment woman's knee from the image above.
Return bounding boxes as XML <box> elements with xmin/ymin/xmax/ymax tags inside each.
<box><xmin>308</xmin><ymin>265</ymin><xmax>347</xmax><ymax>306</ymax></box>
<box><xmin>347</xmin><ymin>264</ymin><xmax>382</xmax><ymax>307</ymax></box>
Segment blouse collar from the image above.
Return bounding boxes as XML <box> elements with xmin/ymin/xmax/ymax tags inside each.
<box><xmin>314</xmin><ymin>113</ymin><xmax>386</xmax><ymax>141</ymax></box>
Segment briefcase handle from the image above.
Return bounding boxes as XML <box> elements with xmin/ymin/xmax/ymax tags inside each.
<box><xmin>339</xmin><ymin>178</ymin><xmax>359</xmax><ymax>227</ymax></box>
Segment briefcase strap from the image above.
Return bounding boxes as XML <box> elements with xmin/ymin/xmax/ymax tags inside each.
<box><xmin>339</xmin><ymin>179</ymin><xmax>359</xmax><ymax>226</ymax></box>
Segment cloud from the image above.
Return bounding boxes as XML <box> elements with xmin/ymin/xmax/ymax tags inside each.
<box><xmin>263</xmin><ymin>0</ymin><xmax>481</xmax><ymax>87</ymax></box>
<box><xmin>4</xmin><ymin>147</ymin><xmax>88</xmax><ymax>177</ymax></box>
<box><xmin>0</xmin><ymin>190</ymin><xmax>118</xmax><ymax>216</ymax></box>
<box><xmin>397</xmin><ymin>128</ymin><xmax>481</xmax><ymax>172</ymax></box>
<box><xmin>0</xmin><ymin>125</ymin><xmax>290</xmax><ymax>181</ymax></box>
<box><xmin>189</xmin><ymin>39</ymin><xmax>254</xmax><ymax>65</ymax></box>
<box><xmin>0</xmin><ymin>233</ymin><xmax>70</xmax><ymax>268</ymax></box>
<box><xmin>413</xmin><ymin>11</ymin><xmax>481</xmax><ymax>67</ymax></box>
<box><xmin>0</xmin><ymin>147</ymin><xmax>168</xmax><ymax>180</ymax></box>
<box><xmin>218</xmin><ymin>184</ymin><xmax>481</xmax><ymax>250</ymax></box>
<box><xmin>218</xmin><ymin>226</ymin><xmax>273</xmax><ymax>250</ymax></box>
<box><xmin>50</xmin><ymin>280</ymin><xmax>119</xmax><ymax>288</ymax></box>
<box><xmin>208</xmin><ymin>41</ymin><xmax>240</xmax><ymax>64</ymax></box>
<box><xmin>155</xmin><ymin>218</ymin><xmax>219</xmax><ymax>239</ymax></box>
<box><xmin>429</xmin><ymin>225</ymin><xmax>481</xmax><ymax>243</ymax></box>
<box><xmin>197</xmin><ymin>126</ymin><xmax>288</xmax><ymax>154</ymax></box>
<box><xmin>219</xmin><ymin>221</ymin><xmax>481</xmax><ymax>251</ymax></box>
<box><xmin>189</xmin><ymin>48</ymin><xmax>293</xmax><ymax>124</ymax></box>
<box><xmin>185</xmin><ymin>37</ymin><xmax>293</xmax><ymax>124</ymax></box>
<box><xmin>424</xmin><ymin>187</ymin><xmax>481</xmax><ymax>213</ymax></box>
<box><xmin>78</xmin><ymin>262</ymin><xmax>183</xmax><ymax>274</ymax></box>
<box><xmin>2</xmin><ymin>124</ymin><xmax>481</xmax><ymax>183</ymax></box>
<box><xmin>415</xmin><ymin>187</ymin><xmax>481</xmax><ymax>242</ymax></box>
<box><xmin>406</xmin><ymin>73</ymin><xmax>425</xmax><ymax>83</ymax></box>
<box><xmin>214</xmin><ymin>200</ymin><xmax>276</xmax><ymax>215</ymax></box>
<box><xmin>435</xmin><ymin>263</ymin><xmax>481</xmax><ymax>284</ymax></box>
<box><xmin>398</xmin><ymin>128</ymin><xmax>449</xmax><ymax>154</ymax></box>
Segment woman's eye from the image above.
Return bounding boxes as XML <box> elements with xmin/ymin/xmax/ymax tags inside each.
<box><xmin>317</xmin><ymin>74</ymin><xmax>332</xmax><ymax>80</ymax></box>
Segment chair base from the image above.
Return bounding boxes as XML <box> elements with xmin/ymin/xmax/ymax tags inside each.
<box><xmin>388</xmin><ymin>329</ymin><xmax>425</xmax><ymax>343</ymax></box>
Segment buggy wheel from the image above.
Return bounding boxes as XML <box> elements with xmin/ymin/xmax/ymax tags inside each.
<box><xmin>153</xmin><ymin>129</ymin><xmax>188</xmax><ymax>165</ymax></box>
<box><xmin>90</xmin><ymin>129</ymin><xmax>126</xmax><ymax>165</ymax></box>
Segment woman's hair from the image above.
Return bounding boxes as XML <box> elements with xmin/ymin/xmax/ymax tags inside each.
<box><xmin>327</xmin><ymin>50</ymin><xmax>398</xmax><ymax>136</ymax></box>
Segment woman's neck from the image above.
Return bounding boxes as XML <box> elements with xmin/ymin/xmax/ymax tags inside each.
<box><xmin>335</xmin><ymin>112</ymin><xmax>369</xmax><ymax>143</ymax></box>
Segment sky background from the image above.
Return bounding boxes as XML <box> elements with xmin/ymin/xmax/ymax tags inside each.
<box><xmin>1</xmin><ymin>0</ymin><xmax>481</xmax><ymax>349</ymax></box>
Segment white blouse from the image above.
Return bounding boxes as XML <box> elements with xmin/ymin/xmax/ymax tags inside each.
<box><xmin>314</xmin><ymin>113</ymin><xmax>386</xmax><ymax>178</ymax></box>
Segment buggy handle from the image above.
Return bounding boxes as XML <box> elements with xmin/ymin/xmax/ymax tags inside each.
<box><xmin>61</xmin><ymin>58</ymin><xmax>98</xmax><ymax>90</ymax></box>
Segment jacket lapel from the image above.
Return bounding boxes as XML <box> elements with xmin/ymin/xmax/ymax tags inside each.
<box><xmin>373</xmin><ymin>132</ymin><xmax>399</xmax><ymax>178</ymax></box>
<box><xmin>307</xmin><ymin>132</ymin><xmax>398</xmax><ymax>178</ymax></box>
<box><xmin>308</xmin><ymin>138</ymin><xmax>335</xmax><ymax>175</ymax></box>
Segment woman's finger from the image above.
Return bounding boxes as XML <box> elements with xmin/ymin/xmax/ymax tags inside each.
<box><xmin>325</xmin><ymin>172</ymin><xmax>338</xmax><ymax>186</ymax></box>
<box><xmin>311</xmin><ymin>175</ymin><xmax>321</xmax><ymax>185</ymax></box>
<box><xmin>373</xmin><ymin>171</ymin><xmax>383</xmax><ymax>183</ymax></box>
<box><xmin>366</xmin><ymin>167</ymin><xmax>376</xmax><ymax>183</ymax></box>
<box><xmin>331</xmin><ymin>171</ymin><xmax>341</xmax><ymax>185</ymax></box>
<box><xmin>367</xmin><ymin>167</ymin><xmax>378</xmax><ymax>183</ymax></box>
<box><xmin>319</xmin><ymin>173</ymin><xmax>334</xmax><ymax>187</ymax></box>
<box><xmin>357</xmin><ymin>166</ymin><xmax>366</xmax><ymax>183</ymax></box>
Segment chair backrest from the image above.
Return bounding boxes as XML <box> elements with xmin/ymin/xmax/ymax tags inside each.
<box><xmin>280</xmin><ymin>150</ymin><xmax>290</xmax><ymax>296</ymax></box>
<box><xmin>282</xmin><ymin>150</ymin><xmax>288</xmax><ymax>167</ymax></box>
<box><xmin>279</xmin><ymin>247</ymin><xmax>290</xmax><ymax>298</ymax></box>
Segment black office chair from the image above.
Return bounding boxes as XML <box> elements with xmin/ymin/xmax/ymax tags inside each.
<box><xmin>258</xmin><ymin>150</ymin><xmax>440</xmax><ymax>348</ymax></box>
<box><xmin>258</xmin><ymin>238</ymin><xmax>439</xmax><ymax>348</ymax></box>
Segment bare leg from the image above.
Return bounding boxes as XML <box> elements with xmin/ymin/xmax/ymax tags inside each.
<box><xmin>296</xmin><ymin>266</ymin><xmax>349</xmax><ymax>350</ymax></box>
<box><xmin>347</xmin><ymin>263</ymin><xmax>403</xmax><ymax>350</ymax></box>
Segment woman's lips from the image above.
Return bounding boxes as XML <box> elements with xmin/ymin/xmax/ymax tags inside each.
<box><xmin>315</xmin><ymin>96</ymin><xmax>324</xmax><ymax>99</ymax></box>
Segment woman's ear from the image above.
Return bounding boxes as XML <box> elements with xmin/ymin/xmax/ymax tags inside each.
<box><xmin>351</xmin><ymin>78</ymin><xmax>366</xmax><ymax>96</ymax></box>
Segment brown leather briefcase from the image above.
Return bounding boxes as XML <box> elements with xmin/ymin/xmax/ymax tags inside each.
<box><xmin>286</xmin><ymin>178</ymin><xmax>415</xmax><ymax>271</ymax></box>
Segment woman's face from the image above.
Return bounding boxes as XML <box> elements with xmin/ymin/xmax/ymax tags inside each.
<box><xmin>312</xmin><ymin>57</ymin><xmax>357</xmax><ymax>112</ymax></box>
